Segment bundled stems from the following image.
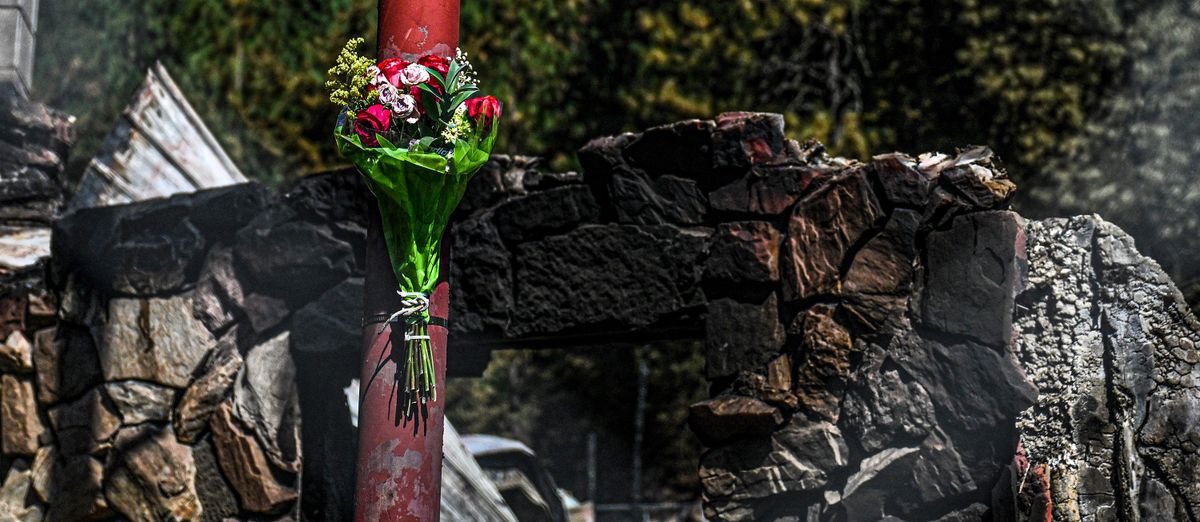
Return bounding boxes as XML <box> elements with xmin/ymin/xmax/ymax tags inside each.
<box><xmin>392</xmin><ymin>319</ymin><xmax>435</xmax><ymax>433</ymax></box>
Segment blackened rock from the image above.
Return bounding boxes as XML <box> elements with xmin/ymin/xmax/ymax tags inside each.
<box><xmin>688</xmin><ymin>395</ymin><xmax>783</xmax><ymax>445</ymax></box>
<box><xmin>283</xmin><ymin>169</ymin><xmax>368</xmax><ymax>225</ymax></box>
<box><xmin>492</xmin><ymin>185</ymin><xmax>600</xmax><ymax>242</ymax></box>
<box><xmin>870</xmin><ymin>155</ymin><xmax>932</xmax><ymax>208</ymax></box>
<box><xmin>781</xmin><ymin>171</ymin><xmax>883</xmax><ymax>301</ymax></box>
<box><xmin>708</xmin><ymin>165</ymin><xmax>830</xmax><ymax>215</ymax></box>
<box><xmin>186</xmin><ymin>183</ymin><xmax>273</xmax><ymax>243</ymax></box>
<box><xmin>712</xmin><ymin>112</ymin><xmax>788</xmax><ymax>170</ymax></box>
<box><xmin>704</xmin><ymin>221</ymin><xmax>781</xmax><ymax>284</ymax></box>
<box><xmin>449</xmin><ymin>218</ymin><xmax>512</xmax><ymax>337</ymax></box>
<box><xmin>933</xmin><ymin>503</ymin><xmax>990</xmax><ymax>522</ymax></box>
<box><xmin>611</xmin><ymin>169</ymin><xmax>707</xmax><ymax>225</ymax></box>
<box><xmin>889</xmin><ymin>332</ymin><xmax>1036</xmax><ymax>487</ymax></box>
<box><xmin>836</xmin><ymin>435</ymin><xmax>977</xmax><ymax>520</ymax></box>
<box><xmin>174</xmin><ymin>330</ymin><xmax>243</xmax><ymax>443</ymax></box>
<box><xmin>510</xmin><ymin>224</ymin><xmax>707</xmax><ymax>337</ymax></box>
<box><xmin>291</xmin><ymin>278</ymin><xmax>363</xmax><ymax>353</ymax></box>
<box><xmin>844</xmin><ymin>209</ymin><xmax>920</xmax><ymax>295</ymax></box>
<box><xmin>706</xmin><ymin>293</ymin><xmax>785</xmax><ymax>379</ymax></box>
<box><xmin>108</xmin><ymin>217</ymin><xmax>205</xmax><ymax>295</ymax></box>
<box><xmin>624</xmin><ymin>119</ymin><xmax>715</xmax><ymax>177</ymax></box>
<box><xmin>233</xmin><ymin>332</ymin><xmax>300</xmax><ymax>474</ymax></box>
<box><xmin>0</xmin><ymin>162</ymin><xmax>58</xmax><ymax>204</ymax></box>
<box><xmin>922</xmin><ymin>211</ymin><xmax>1022</xmax><ymax>348</ymax></box>
<box><xmin>234</xmin><ymin>209</ymin><xmax>354</xmax><ymax>302</ymax></box>
<box><xmin>793</xmin><ymin>306</ymin><xmax>854</xmax><ymax>421</ymax></box>
<box><xmin>841</xmin><ymin>294</ymin><xmax>909</xmax><ymax>335</ymax></box>
<box><xmin>700</xmin><ymin>417</ymin><xmax>847</xmax><ymax>520</ymax></box>
<box><xmin>578</xmin><ymin>133</ymin><xmax>638</xmax><ymax>180</ymax></box>
<box><xmin>842</xmin><ymin>344</ymin><xmax>937</xmax><ymax>453</ymax></box>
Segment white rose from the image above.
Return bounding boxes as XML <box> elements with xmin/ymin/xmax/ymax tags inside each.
<box><xmin>399</xmin><ymin>62</ymin><xmax>430</xmax><ymax>86</ymax></box>
<box><xmin>365</xmin><ymin>65</ymin><xmax>386</xmax><ymax>87</ymax></box>
<box><xmin>393</xmin><ymin>94</ymin><xmax>420</xmax><ymax>123</ymax></box>
<box><xmin>376</xmin><ymin>82</ymin><xmax>401</xmax><ymax>106</ymax></box>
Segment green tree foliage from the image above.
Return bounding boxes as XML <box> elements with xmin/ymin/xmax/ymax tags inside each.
<box><xmin>36</xmin><ymin>0</ymin><xmax>377</xmax><ymax>185</ymax></box>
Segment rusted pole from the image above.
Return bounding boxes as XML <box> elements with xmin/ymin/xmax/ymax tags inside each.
<box><xmin>356</xmin><ymin>1</ymin><xmax>459</xmax><ymax>520</ymax></box>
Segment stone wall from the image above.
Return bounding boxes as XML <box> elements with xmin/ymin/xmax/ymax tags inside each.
<box><xmin>2</xmin><ymin>107</ymin><xmax>1199</xmax><ymax>521</ymax></box>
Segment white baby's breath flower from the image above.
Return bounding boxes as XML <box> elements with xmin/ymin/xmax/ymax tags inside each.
<box><xmin>399</xmin><ymin>63</ymin><xmax>430</xmax><ymax>86</ymax></box>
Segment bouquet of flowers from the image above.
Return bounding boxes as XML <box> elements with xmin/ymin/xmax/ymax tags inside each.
<box><xmin>327</xmin><ymin>38</ymin><xmax>499</xmax><ymax>430</ymax></box>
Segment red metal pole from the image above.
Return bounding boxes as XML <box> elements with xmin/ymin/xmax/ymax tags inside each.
<box><xmin>356</xmin><ymin>2</ymin><xmax>459</xmax><ymax>520</ymax></box>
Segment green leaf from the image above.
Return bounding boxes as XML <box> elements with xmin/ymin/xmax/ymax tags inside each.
<box><xmin>376</xmin><ymin>133</ymin><xmax>398</xmax><ymax>149</ymax></box>
<box><xmin>426</xmin><ymin>68</ymin><xmax>447</xmax><ymax>90</ymax></box>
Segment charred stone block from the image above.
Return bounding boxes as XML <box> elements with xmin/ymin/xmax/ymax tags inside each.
<box><xmin>921</xmin><ymin>211</ymin><xmax>1022</xmax><ymax>349</ymax></box>
<box><xmin>291</xmin><ymin>278</ymin><xmax>362</xmax><ymax>354</ymax></box>
<box><xmin>704</xmin><ymin>221</ymin><xmax>782</xmax><ymax>285</ymax></box>
<box><xmin>492</xmin><ymin>185</ymin><xmax>600</xmax><ymax>242</ymax></box>
<box><xmin>510</xmin><ymin>224</ymin><xmax>707</xmax><ymax>338</ymax></box>
<box><xmin>708</xmin><ymin>165</ymin><xmax>831</xmax><ymax>215</ymax></box>
<box><xmin>711</xmin><ymin>112</ymin><xmax>788</xmax><ymax>170</ymax></box>
<box><xmin>869</xmin><ymin>155</ymin><xmax>932</xmax><ymax>209</ymax></box>
<box><xmin>705</xmin><ymin>293</ymin><xmax>785</xmax><ymax>379</ymax></box>
<box><xmin>449</xmin><ymin>218</ymin><xmax>512</xmax><ymax>338</ymax></box>
<box><xmin>610</xmin><ymin>169</ymin><xmax>707</xmax><ymax>225</ymax></box>
<box><xmin>781</xmin><ymin>170</ymin><xmax>884</xmax><ymax>301</ymax></box>
<box><xmin>624</xmin><ymin>119</ymin><xmax>715</xmax><ymax>178</ymax></box>
<box><xmin>234</xmin><ymin>208</ymin><xmax>354</xmax><ymax>303</ymax></box>
<box><xmin>688</xmin><ymin>395</ymin><xmax>783</xmax><ymax>446</ymax></box>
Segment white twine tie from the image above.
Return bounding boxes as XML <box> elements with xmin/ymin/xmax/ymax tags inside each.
<box><xmin>376</xmin><ymin>291</ymin><xmax>431</xmax><ymax>341</ymax></box>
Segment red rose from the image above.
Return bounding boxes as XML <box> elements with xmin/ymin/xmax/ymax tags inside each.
<box><xmin>378</xmin><ymin>58</ymin><xmax>410</xmax><ymax>88</ymax></box>
<box><xmin>464</xmin><ymin>96</ymin><xmax>501</xmax><ymax>129</ymax></box>
<box><xmin>417</xmin><ymin>54</ymin><xmax>450</xmax><ymax>76</ymax></box>
<box><xmin>355</xmin><ymin>104</ymin><xmax>392</xmax><ymax>147</ymax></box>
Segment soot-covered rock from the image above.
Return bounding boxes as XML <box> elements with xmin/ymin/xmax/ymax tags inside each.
<box><xmin>870</xmin><ymin>155</ymin><xmax>932</xmax><ymax>208</ymax></box>
<box><xmin>888</xmin><ymin>332</ymin><xmax>1037</xmax><ymax>488</ymax></box>
<box><xmin>623</xmin><ymin>119</ymin><xmax>715</xmax><ymax>177</ymax></box>
<box><xmin>700</xmin><ymin>417</ymin><xmax>848</xmax><ymax>520</ymax></box>
<box><xmin>291</xmin><ymin>278</ymin><xmax>363</xmax><ymax>353</ymax></box>
<box><xmin>688</xmin><ymin>395</ymin><xmax>784</xmax><ymax>445</ymax></box>
<box><xmin>449</xmin><ymin>218</ymin><xmax>512</xmax><ymax>337</ymax></box>
<box><xmin>708</xmin><ymin>165</ymin><xmax>829</xmax><ymax>215</ymax></box>
<box><xmin>234</xmin><ymin>208</ymin><xmax>354</xmax><ymax>302</ymax></box>
<box><xmin>491</xmin><ymin>184</ymin><xmax>600</xmax><ymax>242</ymax></box>
<box><xmin>610</xmin><ymin>170</ymin><xmax>707</xmax><ymax>225</ymax></box>
<box><xmin>705</xmin><ymin>293</ymin><xmax>785</xmax><ymax>379</ymax></box>
<box><xmin>704</xmin><ymin>221</ymin><xmax>782</xmax><ymax>285</ymax></box>
<box><xmin>781</xmin><ymin>170</ymin><xmax>883</xmax><ymax>301</ymax></box>
<box><xmin>711</xmin><ymin>112</ymin><xmax>788</xmax><ymax>170</ymax></box>
<box><xmin>921</xmin><ymin>211</ymin><xmax>1022</xmax><ymax>349</ymax></box>
<box><xmin>510</xmin><ymin>224</ymin><xmax>707</xmax><ymax>337</ymax></box>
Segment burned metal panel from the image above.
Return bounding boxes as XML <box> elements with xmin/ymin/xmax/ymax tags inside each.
<box><xmin>70</xmin><ymin>62</ymin><xmax>246</xmax><ymax>210</ymax></box>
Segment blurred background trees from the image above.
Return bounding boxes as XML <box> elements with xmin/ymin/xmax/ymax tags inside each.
<box><xmin>37</xmin><ymin>0</ymin><xmax>1200</xmax><ymax>297</ymax></box>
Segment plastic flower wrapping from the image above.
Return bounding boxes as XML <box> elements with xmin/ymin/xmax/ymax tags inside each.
<box><xmin>327</xmin><ymin>38</ymin><xmax>499</xmax><ymax>429</ymax></box>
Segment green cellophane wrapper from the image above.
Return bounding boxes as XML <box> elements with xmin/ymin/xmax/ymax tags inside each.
<box><xmin>336</xmin><ymin>122</ymin><xmax>497</xmax><ymax>430</ymax></box>
<box><xmin>335</xmin><ymin>127</ymin><xmax>497</xmax><ymax>311</ymax></box>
